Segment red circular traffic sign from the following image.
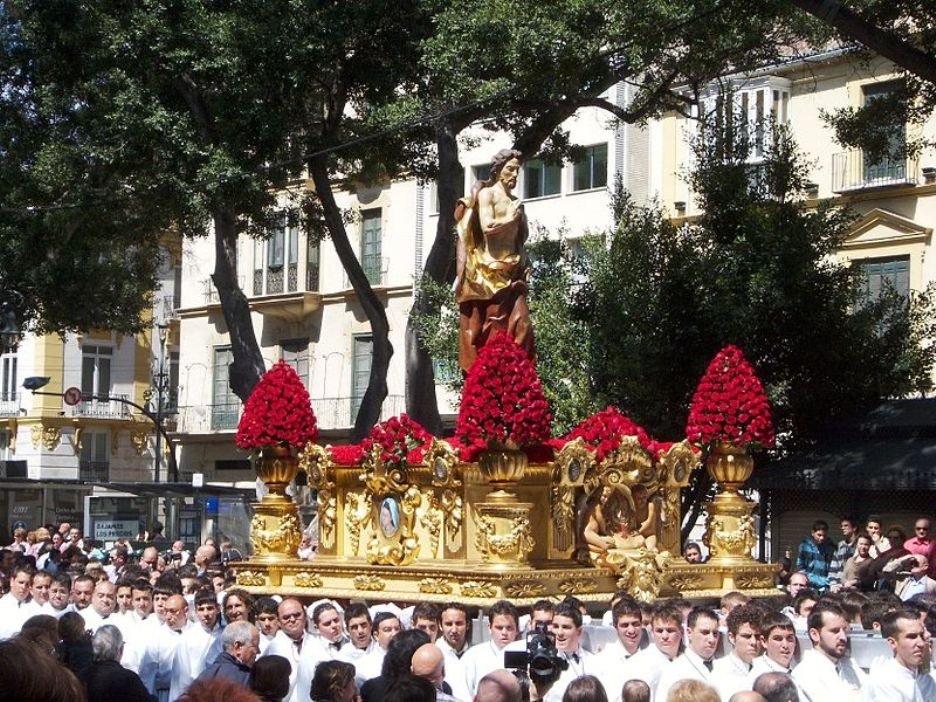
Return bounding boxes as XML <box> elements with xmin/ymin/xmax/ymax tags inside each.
<box><xmin>63</xmin><ymin>386</ymin><xmax>82</xmax><ymax>406</ymax></box>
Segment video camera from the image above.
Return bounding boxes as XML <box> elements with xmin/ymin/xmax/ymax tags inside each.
<box><xmin>503</xmin><ymin>622</ymin><xmax>568</xmax><ymax>688</ymax></box>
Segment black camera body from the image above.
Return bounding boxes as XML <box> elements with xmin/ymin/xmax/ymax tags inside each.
<box><xmin>503</xmin><ymin>622</ymin><xmax>568</xmax><ymax>686</ymax></box>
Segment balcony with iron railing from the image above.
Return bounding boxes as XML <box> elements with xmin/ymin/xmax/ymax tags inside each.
<box><xmin>155</xmin><ymin>293</ymin><xmax>179</xmax><ymax>321</ymax></box>
<box><xmin>67</xmin><ymin>394</ymin><xmax>132</xmax><ymax>420</ymax></box>
<box><xmin>174</xmin><ymin>394</ymin><xmax>405</xmax><ymax>435</ymax></box>
<box><xmin>0</xmin><ymin>391</ymin><xmax>20</xmax><ymax>417</ymax></box>
<box><xmin>175</xmin><ymin>403</ymin><xmax>243</xmax><ymax>434</ymax></box>
<box><xmin>79</xmin><ymin>461</ymin><xmax>109</xmax><ymax>482</ymax></box>
<box><xmin>315</xmin><ymin>394</ymin><xmax>405</xmax><ymax>430</ymax></box>
<box><xmin>832</xmin><ymin>150</ymin><xmax>919</xmax><ymax>193</ymax></box>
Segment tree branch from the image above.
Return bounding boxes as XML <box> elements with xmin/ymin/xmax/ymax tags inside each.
<box><xmin>789</xmin><ymin>0</ymin><xmax>936</xmax><ymax>86</ymax></box>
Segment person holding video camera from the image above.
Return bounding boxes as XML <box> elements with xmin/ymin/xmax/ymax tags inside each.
<box><xmin>539</xmin><ymin>603</ymin><xmax>593</xmax><ymax>702</ymax></box>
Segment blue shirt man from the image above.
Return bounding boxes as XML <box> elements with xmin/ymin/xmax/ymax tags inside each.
<box><xmin>796</xmin><ymin>520</ymin><xmax>836</xmax><ymax>591</ymax></box>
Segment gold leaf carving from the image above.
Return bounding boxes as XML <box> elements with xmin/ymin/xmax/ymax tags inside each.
<box><xmin>735</xmin><ymin>573</ymin><xmax>774</xmax><ymax>589</ymax></box>
<box><xmin>236</xmin><ymin>571</ymin><xmax>266</xmax><ymax>587</ymax></box>
<box><xmin>503</xmin><ymin>581</ymin><xmax>546</xmax><ymax>598</ymax></box>
<box><xmin>441</xmin><ymin>489</ymin><xmax>464</xmax><ymax>550</ymax></box>
<box><xmin>294</xmin><ymin>571</ymin><xmax>323</xmax><ymax>588</ymax></box>
<box><xmin>419</xmin><ymin>577</ymin><xmax>454</xmax><ymax>595</ymax></box>
<box><xmin>668</xmin><ymin>574</ymin><xmax>704</xmax><ymax>591</ymax></box>
<box><xmin>461</xmin><ymin>580</ymin><xmax>497</xmax><ymax>599</ymax></box>
<box><xmin>558</xmin><ymin>578</ymin><xmax>598</xmax><ymax>595</ymax></box>
<box><xmin>353</xmin><ymin>574</ymin><xmax>386</xmax><ymax>591</ymax></box>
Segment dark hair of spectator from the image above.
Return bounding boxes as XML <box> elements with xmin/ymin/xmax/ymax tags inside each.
<box><xmin>488</xmin><ymin>600</ymin><xmax>520</xmax><ymax>627</ymax></box>
<box><xmin>381</xmin><ymin>629</ymin><xmax>430</xmax><ymax>679</ymax></box>
<box><xmin>311</xmin><ymin>660</ymin><xmax>356</xmax><ymax>702</ymax></box>
<box><xmin>255</xmin><ymin>596</ymin><xmax>279</xmax><ymax>617</ymax></box>
<box><xmin>58</xmin><ymin>611</ymin><xmax>89</xmax><ymax>644</ymax></box>
<box><xmin>687</xmin><ymin>606</ymin><xmax>719</xmax><ymax>629</ymax></box>
<box><xmin>249</xmin><ymin>654</ymin><xmax>291</xmax><ymax>702</ymax></box>
<box><xmin>621</xmin><ymin>680</ymin><xmax>650</xmax><ymax>702</ymax></box>
<box><xmin>411</xmin><ymin>602</ymin><xmax>441</xmax><ymax>624</ymax></box>
<box><xmin>179</xmin><ymin>677</ymin><xmax>262</xmax><ymax>702</ymax></box>
<box><xmin>752</xmin><ymin>671</ymin><xmax>799</xmax><ymax>702</ymax></box>
<box><xmin>194</xmin><ymin>588</ymin><xmax>218</xmax><ymax>608</ymax></box>
<box><xmin>344</xmin><ymin>602</ymin><xmax>371</xmax><ymax>625</ymax></box>
<box><xmin>880</xmin><ymin>608</ymin><xmax>921</xmax><ymax>640</ymax></box>
<box><xmin>611</xmin><ymin>596</ymin><xmax>641</xmax><ymax>623</ymax></box>
<box><xmin>812</xmin><ymin>520</ymin><xmax>829</xmax><ymax>532</ymax></box>
<box><xmin>792</xmin><ymin>591</ymin><xmax>818</xmax><ymax>615</ymax></box>
<box><xmin>312</xmin><ymin>602</ymin><xmax>338</xmax><ymax>625</ymax></box>
<box><xmin>651</xmin><ymin>603</ymin><xmax>682</xmax><ymax>627</ymax></box>
<box><xmin>725</xmin><ymin>603</ymin><xmax>761</xmax><ymax>637</ymax></box>
<box><xmin>562</xmin><ymin>675</ymin><xmax>608</xmax><ymax>702</ymax></box>
<box><xmin>0</xmin><ymin>637</ymin><xmax>87</xmax><ymax>702</ymax></box>
<box><xmin>807</xmin><ymin>601</ymin><xmax>847</xmax><ymax>633</ymax></box>
<box><xmin>384</xmin><ymin>674</ymin><xmax>436</xmax><ymax>702</ymax></box>
<box><xmin>154</xmin><ymin>572</ymin><xmax>184</xmax><ymax>596</ymax></box>
<box><xmin>19</xmin><ymin>614</ymin><xmax>59</xmax><ymax>653</ymax></box>
<box><xmin>373</xmin><ymin>611</ymin><xmax>400</xmax><ymax>632</ymax></box>
<box><xmin>554</xmin><ymin>602</ymin><xmax>583</xmax><ymax>628</ymax></box>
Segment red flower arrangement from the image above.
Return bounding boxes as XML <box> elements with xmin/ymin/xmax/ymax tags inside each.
<box><xmin>360</xmin><ymin>414</ymin><xmax>434</xmax><ymax>467</ymax></box>
<box><xmin>455</xmin><ymin>333</ymin><xmax>552</xmax><ymax>459</ymax></box>
<box><xmin>686</xmin><ymin>345</ymin><xmax>775</xmax><ymax>451</ymax></box>
<box><xmin>560</xmin><ymin>407</ymin><xmax>655</xmax><ymax>462</ymax></box>
<box><xmin>235</xmin><ymin>361</ymin><xmax>318</xmax><ymax>451</ymax></box>
<box><xmin>327</xmin><ymin>443</ymin><xmax>366</xmax><ymax>465</ymax></box>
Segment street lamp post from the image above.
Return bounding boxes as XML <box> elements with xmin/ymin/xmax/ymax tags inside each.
<box><xmin>152</xmin><ymin>323</ymin><xmax>169</xmax><ymax>484</ymax></box>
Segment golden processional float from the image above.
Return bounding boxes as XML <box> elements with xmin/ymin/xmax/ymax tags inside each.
<box><xmin>236</xmin><ymin>152</ymin><xmax>778</xmax><ymax>604</ymax></box>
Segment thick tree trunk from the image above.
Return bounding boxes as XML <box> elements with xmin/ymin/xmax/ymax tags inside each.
<box><xmin>211</xmin><ymin>207</ymin><xmax>266</xmax><ymax>402</ymax></box>
<box><xmin>404</xmin><ymin>120</ymin><xmax>461</xmax><ymax>435</ymax></box>
<box><xmin>309</xmin><ymin>155</ymin><xmax>392</xmax><ymax>442</ymax></box>
<box><xmin>789</xmin><ymin>0</ymin><xmax>936</xmax><ymax>86</ymax></box>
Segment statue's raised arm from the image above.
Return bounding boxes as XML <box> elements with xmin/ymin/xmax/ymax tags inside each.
<box><xmin>454</xmin><ymin>149</ymin><xmax>535</xmax><ymax>373</ymax></box>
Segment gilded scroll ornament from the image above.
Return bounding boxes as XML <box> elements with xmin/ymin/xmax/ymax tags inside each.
<box><xmin>475</xmin><ymin>514</ymin><xmax>534</xmax><ymax>562</ymax></box>
<box><xmin>613</xmin><ymin>548</ymin><xmax>672</xmax><ymax>603</ymax></box>
<box><xmin>250</xmin><ymin>512</ymin><xmax>301</xmax><ymax>555</ymax></box>
<box><xmin>353</xmin><ymin>574</ymin><xmax>386</xmax><ymax>591</ymax></box>
<box><xmin>294</xmin><ymin>571</ymin><xmax>323</xmax><ymax>588</ymax></box>
<box><xmin>441</xmin><ymin>489</ymin><xmax>464</xmax><ymax>549</ymax></box>
<box><xmin>504</xmin><ymin>581</ymin><xmax>547</xmax><ymax>598</ymax></box>
<box><xmin>317</xmin><ymin>488</ymin><xmax>337</xmax><ymax>549</ymax></box>
<box><xmin>419</xmin><ymin>490</ymin><xmax>443</xmax><ymax>558</ymax></box>
<box><xmin>345</xmin><ymin>492</ymin><xmax>370</xmax><ymax>557</ymax></box>
<box><xmin>298</xmin><ymin>443</ymin><xmax>335</xmax><ymax>489</ymax></box>
<box><xmin>419</xmin><ymin>577</ymin><xmax>454</xmax><ymax>595</ymax></box>
<box><xmin>425</xmin><ymin>439</ymin><xmax>462</xmax><ymax>487</ymax></box>
<box><xmin>236</xmin><ymin>571</ymin><xmax>266</xmax><ymax>587</ymax></box>
<box><xmin>704</xmin><ymin>513</ymin><xmax>756</xmax><ymax>558</ymax></box>
<box><xmin>551</xmin><ymin>486</ymin><xmax>575</xmax><ymax>552</ymax></box>
<box><xmin>558</xmin><ymin>578</ymin><xmax>599</xmax><ymax>595</ymax></box>
<box><xmin>461</xmin><ymin>580</ymin><xmax>497</xmax><ymax>599</ymax></box>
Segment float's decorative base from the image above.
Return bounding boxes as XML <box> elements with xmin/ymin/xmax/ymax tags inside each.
<box><xmin>236</xmin><ymin>557</ymin><xmax>621</xmax><ymax>606</ymax></box>
<box><xmin>661</xmin><ymin>559</ymin><xmax>780</xmax><ymax>598</ymax></box>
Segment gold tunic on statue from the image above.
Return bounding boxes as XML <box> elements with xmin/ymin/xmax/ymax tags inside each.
<box><xmin>454</xmin><ymin>189</ymin><xmax>534</xmax><ymax>372</ymax></box>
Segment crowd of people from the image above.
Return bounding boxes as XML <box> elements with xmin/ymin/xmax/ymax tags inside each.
<box><xmin>1</xmin><ymin>517</ymin><xmax>935</xmax><ymax>702</ymax></box>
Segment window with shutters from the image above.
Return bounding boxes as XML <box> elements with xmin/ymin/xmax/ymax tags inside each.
<box><xmin>571</xmin><ymin>144</ymin><xmax>608</xmax><ymax>192</ymax></box>
<box><xmin>211</xmin><ymin>346</ymin><xmax>239</xmax><ymax>430</ymax></box>
<box><xmin>351</xmin><ymin>335</ymin><xmax>373</xmax><ymax>420</ymax></box>
<box><xmin>361</xmin><ymin>210</ymin><xmax>383</xmax><ymax>286</ymax></box>
<box><xmin>856</xmin><ymin>256</ymin><xmax>910</xmax><ymax>302</ymax></box>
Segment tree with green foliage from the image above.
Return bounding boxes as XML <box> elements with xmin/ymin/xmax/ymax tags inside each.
<box><xmin>576</xmin><ymin>121</ymin><xmax>936</xmax><ymax>536</ymax></box>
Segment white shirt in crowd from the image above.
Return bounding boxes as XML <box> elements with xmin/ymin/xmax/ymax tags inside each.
<box><xmin>860</xmin><ymin>657</ymin><xmax>936</xmax><ymax>702</ymax></box>
<box><xmin>461</xmin><ymin>639</ymin><xmax>507</xmax><ymax>697</ymax></box>
<box><xmin>792</xmin><ymin>649</ymin><xmax>867</xmax><ymax>702</ymax></box>
<box><xmin>543</xmin><ymin>647</ymin><xmax>595</xmax><ymax>702</ymax></box>
<box><xmin>264</xmin><ymin>630</ymin><xmax>315</xmax><ymax>702</ymax></box>
<box><xmin>0</xmin><ymin>593</ymin><xmax>41</xmax><ymax>640</ymax></box>
<box><xmin>656</xmin><ymin>648</ymin><xmax>715</xmax><ymax>702</ymax></box>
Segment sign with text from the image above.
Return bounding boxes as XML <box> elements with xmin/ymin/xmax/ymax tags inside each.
<box><xmin>93</xmin><ymin>519</ymin><xmax>138</xmax><ymax>541</ymax></box>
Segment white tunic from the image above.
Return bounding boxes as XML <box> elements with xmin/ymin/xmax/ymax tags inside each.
<box><xmin>436</xmin><ymin>637</ymin><xmax>471</xmax><ymax>702</ymax></box>
<box><xmin>543</xmin><ymin>647</ymin><xmax>595</xmax><ymax>702</ymax></box>
<box><xmin>792</xmin><ymin>650</ymin><xmax>867</xmax><ymax>702</ymax></box>
<box><xmin>859</xmin><ymin>657</ymin><xmax>936</xmax><ymax>702</ymax></box>
<box><xmin>618</xmin><ymin>644</ymin><xmax>674</xmax><ymax>701</ymax></box>
<box><xmin>592</xmin><ymin>639</ymin><xmax>642</xmax><ymax>702</ymax></box>
<box><xmin>294</xmin><ymin>636</ymin><xmax>344</xmax><ymax>702</ymax></box>
<box><xmin>461</xmin><ymin>639</ymin><xmax>509</xmax><ymax>697</ymax></box>
<box><xmin>264</xmin><ymin>630</ymin><xmax>315</xmax><ymax>702</ymax></box>
<box><xmin>655</xmin><ymin>649</ymin><xmax>715</xmax><ymax>702</ymax></box>
<box><xmin>0</xmin><ymin>593</ymin><xmax>41</xmax><ymax>639</ymax></box>
<box><xmin>168</xmin><ymin>623</ymin><xmax>223</xmax><ymax>702</ymax></box>
<box><xmin>712</xmin><ymin>651</ymin><xmax>753</xmax><ymax>700</ymax></box>
<box><xmin>139</xmin><ymin>622</ymin><xmax>188</xmax><ymax>700</ymax></box>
